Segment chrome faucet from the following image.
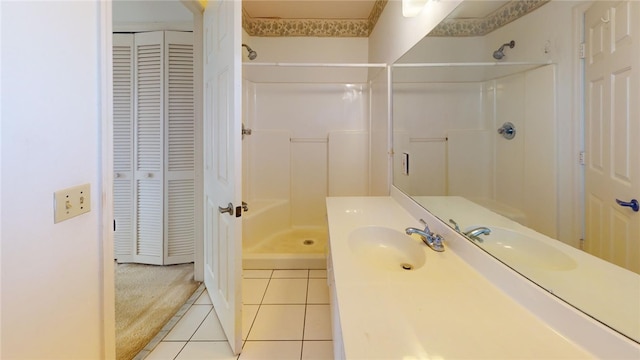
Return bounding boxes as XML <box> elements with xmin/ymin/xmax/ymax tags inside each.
<box><xmin>405</xmin><ymin>219</ymin><xmax>445</xmax><ymax>252</ymax></box>
<box><xmin>464</xmin><ymin>226</ymin><xmax>491</xmax><ymax>242</ymax></box>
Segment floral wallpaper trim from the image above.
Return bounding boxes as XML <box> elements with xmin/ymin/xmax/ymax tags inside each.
<box><xmin>368</xmin><ymin>0</ymin><xmax>388</xmax><ymax>34</ymax></box>
<box><xmin>242</xmin><ymin>0</ymin><xmax>387</xmax><ymax>37</ymax></box>
<box><xmin>429</xmin><ymin>0</ymin><xmax>550</xmax><ymax>37</ymax></box>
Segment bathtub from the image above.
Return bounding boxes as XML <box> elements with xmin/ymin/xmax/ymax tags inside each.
<box><xmin>243</xmin><ymin>199</ymin><xmax>327</xmax><ymax>269</ymax></box>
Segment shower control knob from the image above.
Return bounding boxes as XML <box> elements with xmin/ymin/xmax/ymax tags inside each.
<box><xmin>497</xmin><ymin>122</ymin><xmax>516</xmax><ymax>140</ymax></box>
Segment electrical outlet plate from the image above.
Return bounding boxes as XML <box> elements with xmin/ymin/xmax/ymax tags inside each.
<box><xmin>54</xmin><ymin>183</ymin><xmax>91</xmax><ymax>223</ymax></box>
<box><xmin>402</xmin><ymin>152</ymin><xmax>410</xmax><ymax>175</ymax></box>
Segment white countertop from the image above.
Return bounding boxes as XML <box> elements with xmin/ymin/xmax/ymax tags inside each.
<box><xmin>326</xmin><ymin>196</ymin><xmax>637</xmax><ymax>359</ymax></box>
<box><xmin>412</xmin><ymin>195</ymin><xmax>640</xmax><ymax>343</ymax></box>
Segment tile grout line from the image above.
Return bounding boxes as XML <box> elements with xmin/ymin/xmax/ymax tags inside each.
<box><xmin>187</xmin><ymin>306</ymin><xmax>214</xmax><ymax>338</ymax></box>
<box><xmin>240</xmin><ymin>269</ymin><xmax>273</xmax><ymax>359</ymax></box>
<box><xmin>300</xmin><ymin>269</ymin><xmax>311</xmax><ymax>360</ymax></box>
<box><xmin>171</xmin><ymin>299</ymin><xmax>213</xmax><ymax>359</ymax></box>
<box><xmin>136</xmin><ymin>283</ymin><xmax>206</xmax><ymax>360</ymax></box>
<box><xmin>170</xmin><ymin>339</ymin><xmax>189</xmax><ymax>360</ymax></box>
<box><xmin>242</xmin><ymin>269</ymin><xmax>273</xmax><ymax>350</ymax></box>
<box><xmin>143</xmin><ymin>269</ymin><xmax>333</xmax><ymax>359</ymax></box>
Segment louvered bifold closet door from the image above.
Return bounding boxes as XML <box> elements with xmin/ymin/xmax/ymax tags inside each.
<box><xmin>134</xmin><ymin>31</ymin><xmax>164</xmax><ymax>265</ymax></box>
<box><xmin>113</xmin><ymin>34</ymin><xmax>135</xmax><ymax>263</ymax></box>
<box><xmin>164</xmin><ymin>31</ymin><xmax>195</xmax><ymax>265</ymax></box>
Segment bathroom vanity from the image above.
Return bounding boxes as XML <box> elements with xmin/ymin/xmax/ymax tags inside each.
<box><xmin>325</xmin><ymin>191</ymin><xmax>640</xmax><ymax>359</ymax></box>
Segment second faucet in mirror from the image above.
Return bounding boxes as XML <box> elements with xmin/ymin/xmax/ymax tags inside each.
<box><xmin>464</xmin><ymin>226</ymin><xmax>492</xmax><ymax>242</ymax></box>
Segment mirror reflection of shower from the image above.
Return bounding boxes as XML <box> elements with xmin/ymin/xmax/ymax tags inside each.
<box><xmin>242</xmin><ymin>43</ymin><xmax>257</xmax><ymax>60</ymax></box>
<box><xmin>493</xmin><ymin>40</ymin><xmax>515</xmax><ymax>60</ymax></box>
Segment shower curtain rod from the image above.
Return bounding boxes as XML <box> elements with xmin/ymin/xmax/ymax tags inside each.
<box><xmin>392</xmin><ymin>61</ymin><xmax>553</xmax><ymax>68</ymax></box>
<box><xmin>243</xmin><ymin>62</ymin><xmax>387</xmax><ymax>68</ymax></box>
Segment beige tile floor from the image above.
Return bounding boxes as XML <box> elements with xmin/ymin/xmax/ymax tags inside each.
<box><xmin>143</xmin><ymin>269</ymin><xmax>333</xmax><ymax>360</ymax></box>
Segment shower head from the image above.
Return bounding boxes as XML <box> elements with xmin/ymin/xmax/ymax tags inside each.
<box><xmin>242</xmin><ymin>43</ymin><xmax>257</xmax><ymax>60</ymax></box>
<box><xmin>493</xmin><ymin>40</ymin><xmax>515</xmax><ymax>60</ymax></box>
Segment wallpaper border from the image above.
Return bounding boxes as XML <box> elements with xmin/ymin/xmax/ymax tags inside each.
<box><xmin>242</xmin><ymin>0</ymin><xmax>387</xmax><ymax>37</ymax></box>
<box><xmin>242</xmin><ymin>0</ymin><xmax>549</xmax><ymax>38</ymax></box>
<box><xmin>429</xmin><ymin>0</ymin><xmax>550</xmax><ymax>37</ymax></box>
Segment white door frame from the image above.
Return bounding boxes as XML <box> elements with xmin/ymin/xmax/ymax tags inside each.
<box><xmin>100</xmin><ymin>0</ymin><xmax>206</xmax><ymax>357</ymax></box>
<box><xmin>573</xmin><ymin>1</ymin><xmax>592</xmax><ymax>246</ymax></box>
<box><xmin>99</xmin><ymin>0</ymin><xmax>116</xmax><ymax>357</ymax></box>
<box><xmin>180</xmin><ymin>0</ymin><xmax>205</xmax><ymax>282</ymax></box>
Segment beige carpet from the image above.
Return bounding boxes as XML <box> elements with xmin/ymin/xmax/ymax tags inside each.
<box><xmin>115</xmin><ymin>263</ymin><xmax>200</xmax><ymax>360</ymax></box>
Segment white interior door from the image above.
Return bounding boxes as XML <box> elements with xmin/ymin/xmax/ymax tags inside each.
<box><xmin>113</xmin><ymin>34</ymin><xmax>135</xmax><ymax>263</ymax></box>
<box><xmin>203</xmin><ymin>0</ymin><xmax>243</xmax><ymax>354</ymax></box>
<box><xmin>585</xmin><ymin>0</ymin><xmax>640</xmax><ymax>273</ymax></box>
<box><xmin>113</xmin><ymin>31</ymin><xmax>197</xmax><ymax>265</ymax></box>
<box><xmin>164</xmin><ymin>31</ymin><xmax>196</xmax><ymax>265</ymax></box>
<box><xmin>134</xmin><ymin>31</ymin><xmax>165</xmax><ymax>265</ymax></box>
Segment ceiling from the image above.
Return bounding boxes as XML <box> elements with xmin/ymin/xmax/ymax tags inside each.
<box><xmin>242</xmin><ymin>0</ymin><xmax>510</xmax><ymax>21</ymax></box>
<box><xmin>447</xmin><ymin>0</ymin><xmax>510</xmax><ymax>19</ymax></box>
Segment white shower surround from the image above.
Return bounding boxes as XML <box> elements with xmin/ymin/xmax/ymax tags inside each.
<box><xmin>241</xmin><ymin>79</ymin><xmax>371</xmax><ymax>269</ymax></box>
<box><xmin>393</xmin><ymin>63</ymin><xmax>557</xmax><ymax>239</ymax></box>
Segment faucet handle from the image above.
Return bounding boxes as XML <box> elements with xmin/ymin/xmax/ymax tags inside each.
<box><xmin>418</xmin><ymin>218</ymin><xmax>432</xmax><ymax>234</ymax></box>
<box><xmin>431</xmin><ymin>234</ymin><xmax>445</xmax><ymax>252</ymax></box>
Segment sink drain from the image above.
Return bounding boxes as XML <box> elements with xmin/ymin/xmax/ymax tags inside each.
<box><xmin>400</xmin><ymin>263</ymin><xmax>414</xmax><ymax>270</ymax></box>
<box><xmin>303</xmin><ymin>239</ymin><xmax>315</xmax><ymax>246</ymax></box>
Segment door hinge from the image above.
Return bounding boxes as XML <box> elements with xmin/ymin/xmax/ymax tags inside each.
<box><xmin>579</xmin><ymin>43</ymin><xmax>586</xmax><ymax>59</ymax></box>
<box><xmin>579</xmin><ymin>151</ymin><xmax>586</xmax><ymax>165</ymax></box>
<box><xmin>113</xmin><ymin>219</ymin><xmax>117</xmax><ymax>231</ymax></box>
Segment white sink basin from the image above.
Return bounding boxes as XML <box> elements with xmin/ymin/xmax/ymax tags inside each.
<box><xmin>465</xmin><ymin>226</ymin><xmax>577</xmax><ymax>271</ymax></box>
<box><xmin>348</xmin><ymin>226</ymin><xmax>426</xmax><ymax>272</ymax></box>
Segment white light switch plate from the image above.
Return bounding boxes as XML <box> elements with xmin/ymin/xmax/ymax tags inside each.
<box><xmin>54</xmin><ymin>183</ymin><xmax>91</xmax><ymax>223</ymax></box>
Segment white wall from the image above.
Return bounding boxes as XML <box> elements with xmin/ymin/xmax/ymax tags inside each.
<box><xmin>396</xmin><ymin>36</ymin><xmax>486</xmax><ymax>63</ymax></box>
<box><xmin>0</xmin><ymin>1</ymin><xmax>3</xmax><ymax>353</ymax></box>
<box><xmin>368</xmin><ymin>0</ymin><xmax>463</xmax><ymax>64</ymax></box>
<box><xmin>113</xmin><ymin>0</ymin><xmax>193</xmax><ymax>29</ymax></box>
<box><xmin>242</xmin><ymin>36</ymin><xmax>369</xmax><ymax>64</ymax></box>
<box><xmin>1</xmin><ymin>1</ymin><xmax>108</xmax><ymax>358</ymax></box>
<box><xmin>241</xmin><ymin>36</ymin><xmax>370</xmax><ymax>83</ymax></box>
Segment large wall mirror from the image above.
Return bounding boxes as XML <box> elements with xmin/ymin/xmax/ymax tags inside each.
<box><xmin>392</xmin><ymin>0</ymin><xmax>639</xmax><ymax>343</ymax></box>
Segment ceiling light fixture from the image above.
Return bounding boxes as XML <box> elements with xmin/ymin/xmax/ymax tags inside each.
<box><xmin>402</xmin><ymin>0</ymin><xmax>429</xmax><ymax>17</ymax></box>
